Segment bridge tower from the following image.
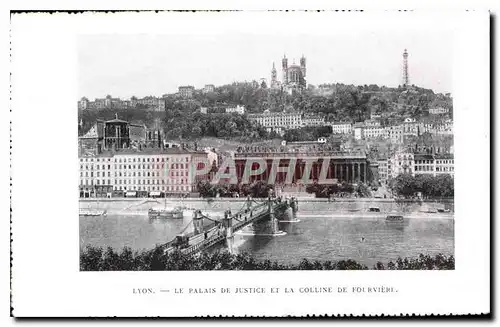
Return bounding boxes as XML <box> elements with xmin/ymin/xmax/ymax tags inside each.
<box><xmin>193</xmin><ymin>210</ymin><xmax>204</xmax><ymax>235</ymax></box>
<box><xmin>290</xmin><ymin>197</ymin><xmax>299</xmax><ymax>214</ymax></box>
<box><xmin>268</xmin><ymin>197</ymin><xmax>279</xmax><ymax>234</ymax></box>
<box><xmin>222</xmin><ymin>210</ymin><xmax>233</xmax><ymax>238</ymax></box>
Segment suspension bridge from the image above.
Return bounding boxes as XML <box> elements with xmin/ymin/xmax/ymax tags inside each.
<box><xmin>159</xmin><ymin>196</ymin><xmax>299</xmax><ymax>256</ymax></box>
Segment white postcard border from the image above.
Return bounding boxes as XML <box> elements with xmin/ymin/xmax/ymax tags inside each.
<box><xmin>10</xmin><ymin>10</ymin><xmax>490</xmax><ymax>317</ymax></box>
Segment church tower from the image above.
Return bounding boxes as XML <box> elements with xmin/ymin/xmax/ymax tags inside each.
<box><xmin>300</xmin><ymin>55</ymin><xmax>306</xmax><ymax>80</ymax></box>
<box><xmin>271</xmin><ymin>62</ymin><xmax>278</xmax><ymax>89</ymax></box>
<box><xmin>282</xmin><ymin>54</ymin><xmax>288</xmax><ymax>85</ymax></box>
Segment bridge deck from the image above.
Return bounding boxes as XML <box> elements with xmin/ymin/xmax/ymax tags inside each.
<box><xmin>162</xmin><ymin>200</ymin><xmax>289</xmax><ymax>256</ymax></box>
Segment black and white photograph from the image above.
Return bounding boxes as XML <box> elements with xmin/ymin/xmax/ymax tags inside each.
<box><xmin>10</xmin><ymin>9</ymin><xmax>490</xmax><ymax>317</ymax></box>
<box><xmin>78</xmin><ymin>28</ymin><xmax>455</xmax><ymax>272</ymax></box>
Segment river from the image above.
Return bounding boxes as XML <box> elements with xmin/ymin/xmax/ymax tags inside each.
<box><xmin>80</xmin><ymin>209</ymin><xmax>454</xmax><ymax>267</ymax></box>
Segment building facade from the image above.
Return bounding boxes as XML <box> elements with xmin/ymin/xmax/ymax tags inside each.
<box><xmin>178</xmin><ymin>86</ymin><xmax>195</xmax><ymax>98</ymax></box>
<box><xmin>248</xmin><ymin>112</ymin><xmax>303</xmax><ymax>135</ymax></box>
<box><xmin>429</xmin><ymin>107</ymin><xmax>449</xmax><ymax>115</ymax></box>
<box><xmin>78</xmin><ymin>115</ymin><xmax>162</xmax><ymax>156</ymax></box>
<box><xmin>413</xmin><ymin>153</ymin><xmax>454</xmax><ymax>177</ymax></box>
<box><xmin>203</xmin><ymin>84</ymin><xmax>215</xmax><ymax>94</ymax></box>
<box><xmin>388</xmin><ymin>151</ymin><xmax>414</xmax><ymax>178</ymax></box>
<box><xmin>331</xmin><ymin>123</ymin><xmax>352</xmax><ymax>134</ymax></box>
<box><xmin>302</xmin><ymin>114</ymin><xmax>325</xmax><ymax>127</ymax></box>
<box><xmin>79</xmin><ymin>149</ymin><xmax>209</xmax><ymax>196</ymax></box>
<box><xmin>363</xmin><ymin>126</ymin><xmax>387</xmax><ymax>139</ymax></box>
<box><xmin>225</xmin><ymin>105</ymin><xmax>245</xmax><ymax>115</ymax></box>
<box><xmin>281</xmin><ymin>54</ymin><xmax>306</xmax><ymax>94</ymax></box>
<box><xmin>377</xmin><ymin>159</ymin><xmax>388</xmax><ymax>182</ymax></box>
<box><xmin>233</xmin><ymin>149</ymin><xmax>370</xmax><ymax>185</ymax></box>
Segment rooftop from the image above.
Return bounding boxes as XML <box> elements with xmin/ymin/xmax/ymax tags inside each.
<box><xmin>79</xmin><ymin>148</ymin><xmax>207</xmax><ymax>158</ymax></box>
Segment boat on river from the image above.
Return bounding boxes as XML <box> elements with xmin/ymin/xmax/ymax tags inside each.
<box><xmin>419</xmin><ymin>208</ymin><xmax>438</xmax><ymax>213</ymax></box>
<box><xmin>79</xmin><ymin>209</ymin><xmax>107</xmax><ymax>217</ymax></box>
<box><xmin>386</xmin><ymin>214</ymin><xmax>404</xmax><ymax>222</ymax></box>
<box><xmin>148</xmin><ymin>197</ymin><xmax>188</xmax><ymax>219</ymax></box>
<box><xmin>148</xmin><ymin>206</ymin><xmax>184</xmax><ymax>219</ymax></box>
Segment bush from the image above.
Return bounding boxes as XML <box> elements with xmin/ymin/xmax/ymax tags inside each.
<box><xmin>80</xmin><ymin>246</ymin><xmax>454</xmax><ymax>271</ymax></box>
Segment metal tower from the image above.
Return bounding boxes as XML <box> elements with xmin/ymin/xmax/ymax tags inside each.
<box><xmin>402</xmin><ymin>49</ymin><xmax>409</xmax><ymax>87</ymax></box>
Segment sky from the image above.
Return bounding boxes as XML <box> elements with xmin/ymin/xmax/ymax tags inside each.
<box><xmin>78</xmin><ymin>31</ymin><xmax>453</xmax><ymax>100</ymax></box>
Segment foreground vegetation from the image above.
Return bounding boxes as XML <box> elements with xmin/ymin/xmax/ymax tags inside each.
<box><xmin>388</xmin><ymin>174</ymin><xmax>454</xmax><ymax>199</ymax></box>
<box><xmin>81</xmin><ymin>245</ymin><xmax>454</xmax><ymax>271</ymax></box>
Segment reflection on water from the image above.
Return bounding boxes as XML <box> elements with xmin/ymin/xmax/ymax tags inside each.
<box><xmin>80</xmin><ymin>214</ymin><xmax>454</xmax><ymax>267</ymax></box>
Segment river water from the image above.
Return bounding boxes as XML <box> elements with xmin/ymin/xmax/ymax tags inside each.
<box><xmin>80</xmin><ymin>210</ymin><xmax>454</xmax><ymax>267</ymax></box>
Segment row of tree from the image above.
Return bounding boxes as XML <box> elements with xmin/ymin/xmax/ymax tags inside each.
<box><xmin>305</xmin><ymin>182</ymin><xmax>372</xmax><ymax>198</ymax></box>
<box><xmin>283</xmin><ymin>126</ymin><xmax>332</xmax><ymax>142</ymax></box>
<box><xmin>388</xmin><ymin>174</ymin><xmax>454</xmax><ymax>199</ymax></box>
<box><xmin>196</xmin><ymin>180</ymin><xmax>274</xmax><ymax>198</ymax></box>
<box><xmin>80</xmin><ymin>246</ymin><xmax>455</xmax><ymax>271</ymax></box>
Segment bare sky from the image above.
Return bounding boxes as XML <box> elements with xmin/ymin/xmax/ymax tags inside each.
<box><xmin>78</xmin><ymin>31</ymin><xmax>452</xmax><ymax>100</ymax></box>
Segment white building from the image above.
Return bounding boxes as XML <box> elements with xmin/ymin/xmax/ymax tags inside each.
<box><xmin>413</xmin><ymin>154</ymin><xmax>436</xmax><ymax>176</ymax></box>
<box><xmin>414</xmin><ymin>153</ymin><xmax>454</xmax><ymax>177</ymax></box>
<box><xmin>248</xmin><ymin>112</ymin><xmax>303</xmax><ymax>135</ymax></box>
<box><xmin>79</xmin><ymin>154</ymin><xmax>114</xmax><ymax>197</ymax></box>
<box><xmin>429</xmin><ymin>107</ymin><xmax>449</xmax><ymax>115</ymax></box>
<box><xmin>388</xmin><ymin>151</ymin><xmax>414</xmax><ymax>178</ymax></box>
<box><xmin>364</xmin><ymin>119</ymin><xmax>381</xmax><ymax>127</ymax></box>
<box><xmin>203</xmin><ymin>84</ymin><xmax>215</xmax><ymax>94</ymax></box>
<box><xmin>331</xmin><ymin>123</ymin><xmax>352</xmax><ymax>134</ymax></box>
<box><xmin>402</xmin><ymin>122</ymin><xmax>421</xmax><ymax>137</ymax></box>
<box><xmin>353</xmin><ymin>123</ymin><xmax>364</xmax><ymax>140</ymax></box>
<box><xmin>225</xmin><ymin>105</ymin><xmax>245</xmax><ymax>115</ymax></box>
<box><xmin>79</xmin><ymin>149</ymin><xmax>209</xmax><ymax>196</ymax></box>
<box><xmin>377</xmin><ymin>159</ymin><xmax>389</xmax><ymax>182</ymax></box>
<box><xmin>434</xmin><ymin>154</ymin><xmax>455</xmax><ymax>176</ymax></box>
<box><xmin>363</xmin><ymin>126</ymin><xmax>387</xmax><ymax>139</ymax></box>
<box><xmin>385</xmin><ymin>126</ymin><xmax>404</xmax><ymax>144</ymax></box>
<box><xmin>78</xmin><ymin>97</ymin><xmax>89</xmax><ymax>110</ymax></box>
<box><xmin>302</xmin><ymin>115</ymin><xmax>325</xmax><ymax>127</ymax></box>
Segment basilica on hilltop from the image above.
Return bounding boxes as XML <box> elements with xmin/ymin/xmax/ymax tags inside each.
<box><xmin>270</xmin><ymin>54</ymin><xmax>307</xmax><ymax>94</ymax></box>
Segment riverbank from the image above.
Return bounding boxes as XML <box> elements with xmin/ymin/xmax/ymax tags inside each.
<box><xmin>79</xmin><ymin>197</ymin><xmax>454</xmax><ymax>217</ymax></box>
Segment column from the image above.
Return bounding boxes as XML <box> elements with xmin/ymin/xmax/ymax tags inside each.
<box><xmin>351</xmin><ymin>163</ymin><xmax>355</xmax><ymax>182</ymax></box>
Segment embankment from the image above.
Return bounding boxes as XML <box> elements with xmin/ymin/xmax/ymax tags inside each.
<box><xmin>79</xmin><ymin>197</ymin><xmax>454</xmax><ymax>216</ymax></box>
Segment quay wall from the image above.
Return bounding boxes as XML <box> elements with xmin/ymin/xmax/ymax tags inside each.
<box><xmin>79</xmin><ymin>197</ymin><xmax>454</xmax><ymax>214</ymax></box>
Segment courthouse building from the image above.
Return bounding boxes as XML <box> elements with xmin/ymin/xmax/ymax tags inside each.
<box><xmin>233</xmin><ymin>146</ymin><xmax>370</xmax><ymax>185</ymax></box>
